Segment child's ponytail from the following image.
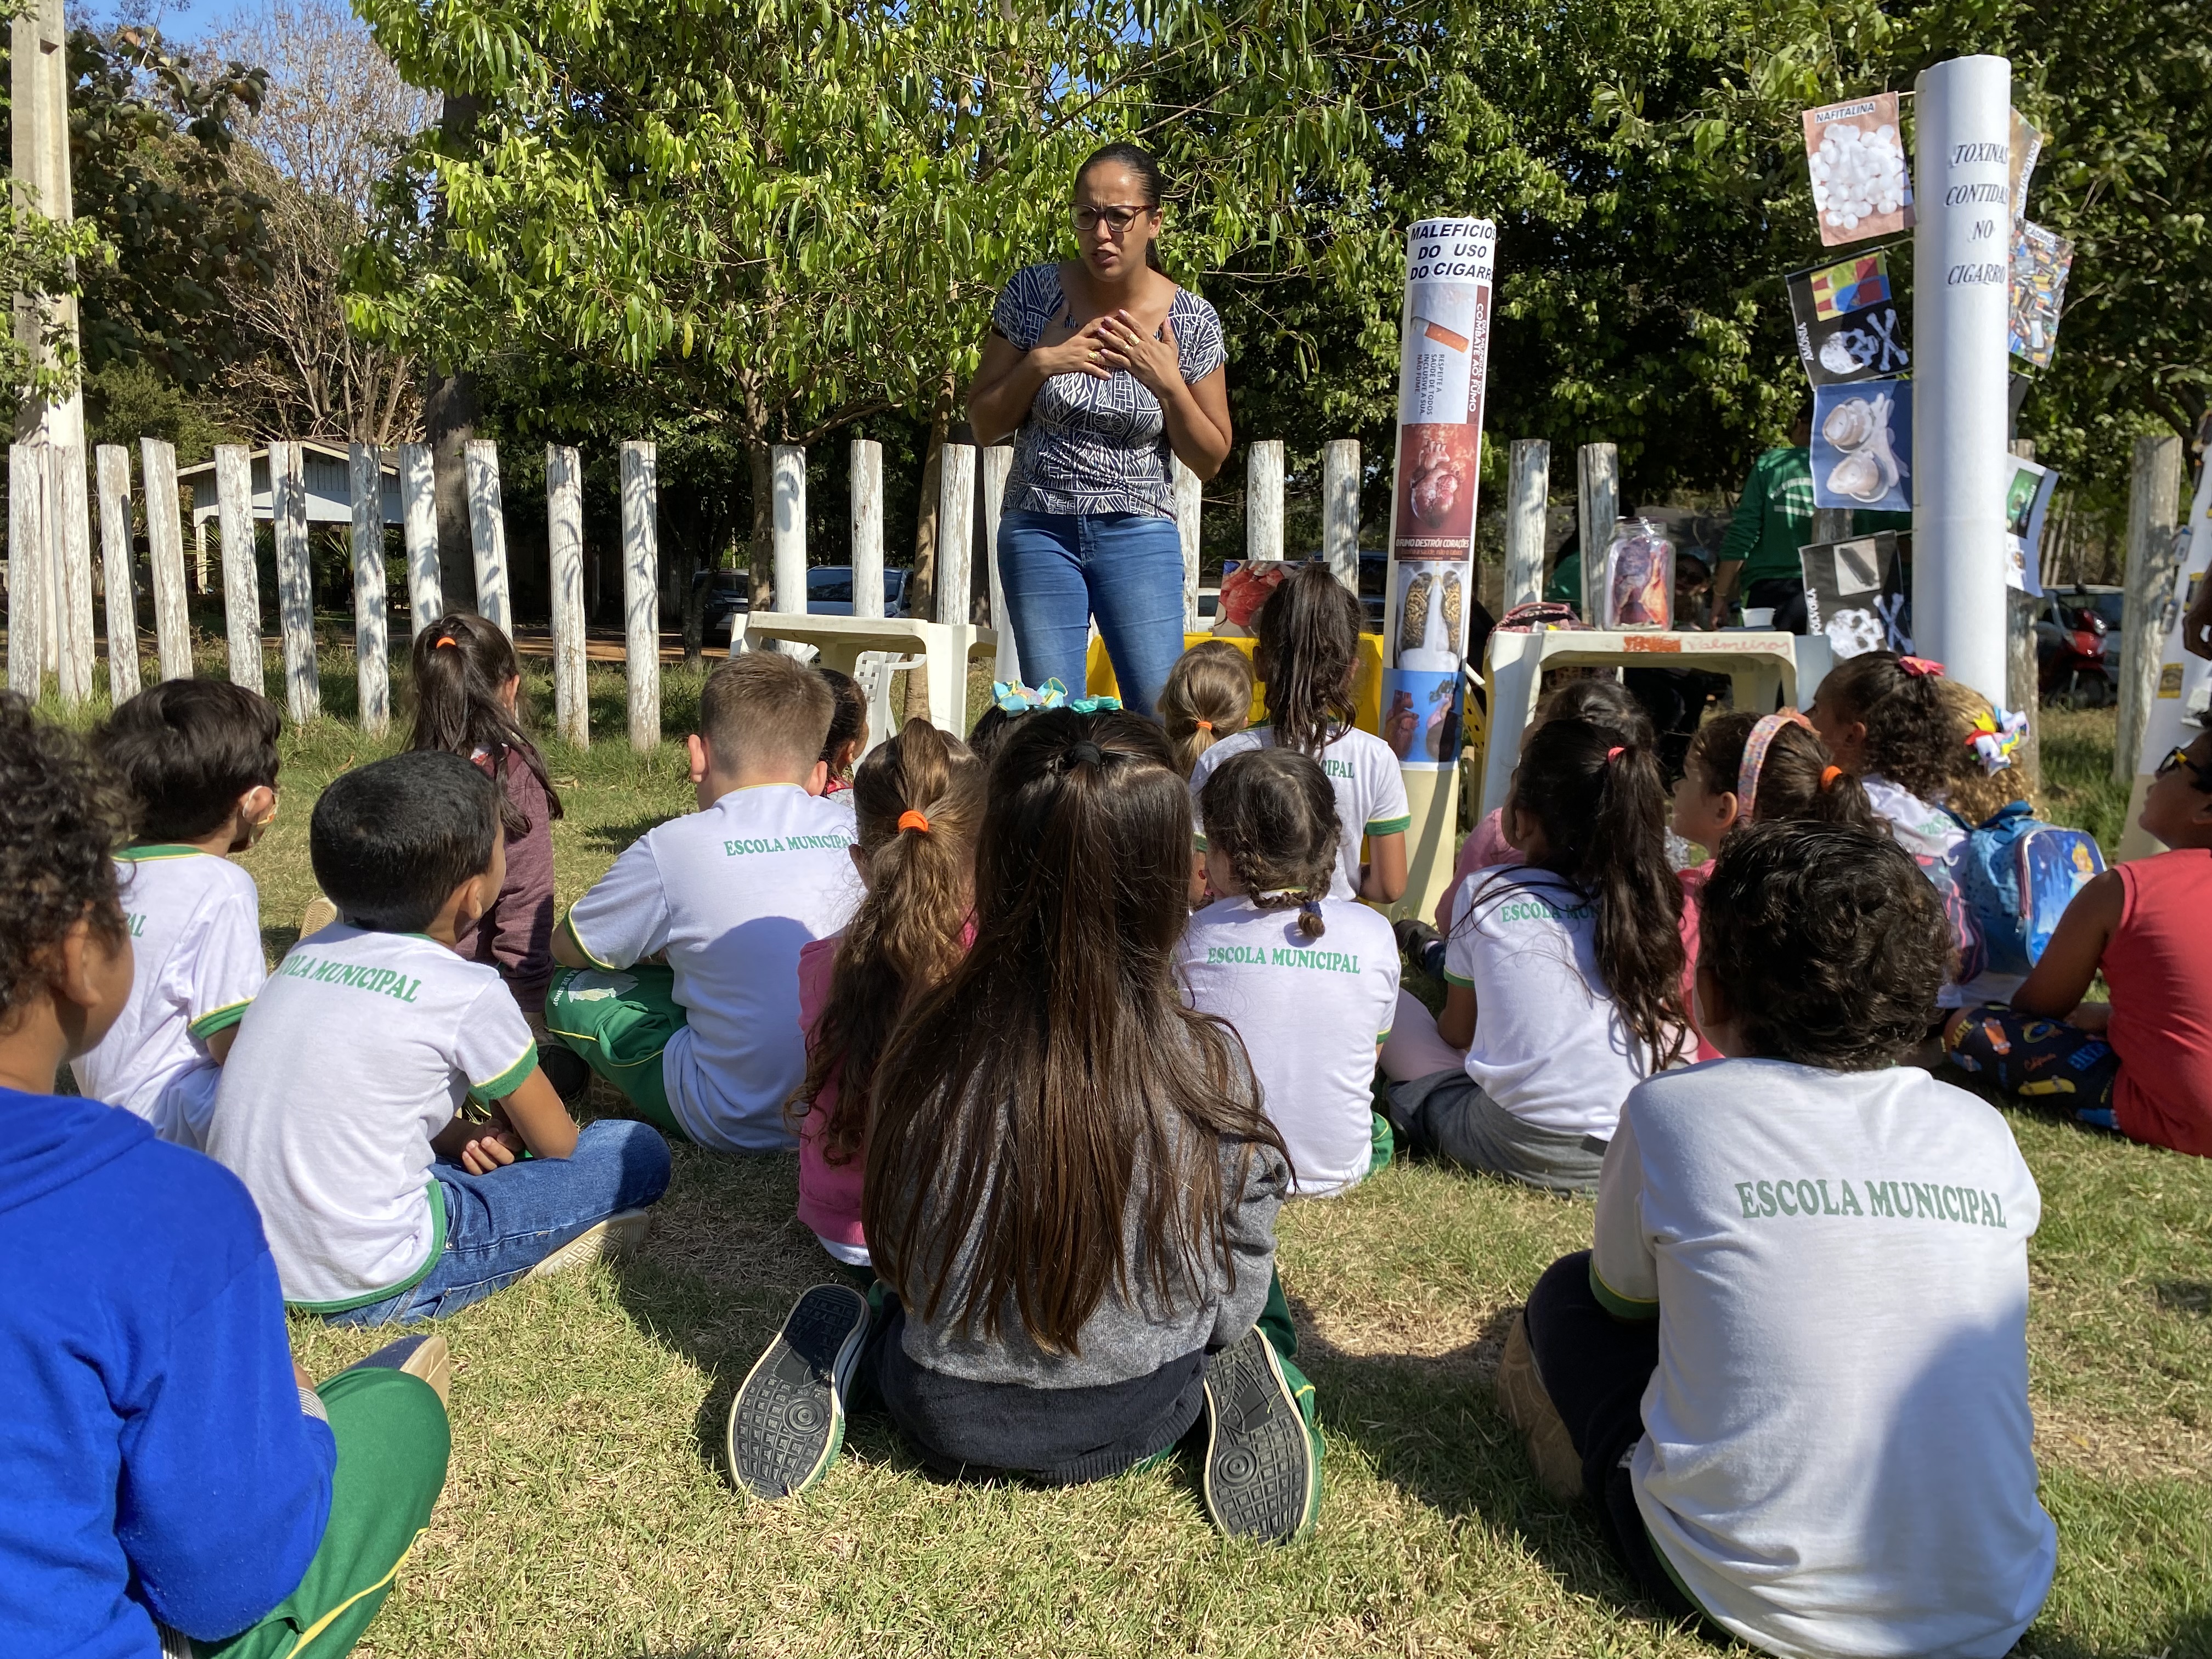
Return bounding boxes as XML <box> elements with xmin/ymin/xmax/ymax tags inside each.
<box><xmin>1511</xmin><ymin>717</ymin><xmax>1687</xmax><ymax>1069</ymax></box>
<box><xmin>795</xmin><ymin>718</ymin><xmax>984</xmax><ymax>1162</ymax></box>
<box><xmin>1160</xmin><ymin>641</ymin><xmax>1255</xmax><ymax>779</ymax></box>
<box><xmin>1198</xmin><ymin>747</ymin><xmax>1340</xmax><ymax>938</ymax></box>
<box><xmin>1254</xmin><ymin>561</ymin><xmax>1362</xmax><ymax>758</ymax></box>
<box><xmin>408</xmin><ymin>613</ymin><xmax>562</xmax><ymax>836</ymax></box>
<box><xmin>1689</xmin><ymin>710</ymin><xmax>1880</xmax><ymax>838</ymax></box>
<box><xmin>1820</xmin><ymin>651</ymin><xmax>1955</xmax><ymax>802</ymax></box>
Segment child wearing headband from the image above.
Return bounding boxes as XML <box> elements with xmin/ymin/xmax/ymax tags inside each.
<box><xmin>788</xmin><ymin>719</ymin><xmax>984</xmax><ymax>1268</ymax></box>
<box><xmin>1181</xmin><ymin>746</ymin><xmax>1400</xmax><ymax>1196</ymax></box>
<box><xmin>1160</xmin><ymin>640</ymin><xmax>1255</xmax><ymax>780</ymax></box>
<box><xmin>407</xmin><ymin>613</ymin><xmax>563</xmax><ymax>1022</ymax></box>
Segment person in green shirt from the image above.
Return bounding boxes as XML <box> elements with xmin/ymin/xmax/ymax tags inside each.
<box><xmin>1709</xmin><ymin>414</ymin><xmax>1816</xmax><ymax>631</ymax></box>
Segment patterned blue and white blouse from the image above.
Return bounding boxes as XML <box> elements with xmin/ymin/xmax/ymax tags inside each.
<box><xmin>991</xmin><ymin>262</ymin><xmax>1227</xmax><ymax>519</ymax></box>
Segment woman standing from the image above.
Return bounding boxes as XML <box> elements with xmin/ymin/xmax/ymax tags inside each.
<box><xmin>968</xmin><ymin>143</ymin><xmax>1233</xmax><ymax>719</ymax></box>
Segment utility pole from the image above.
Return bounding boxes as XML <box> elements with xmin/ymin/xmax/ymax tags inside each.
<box><xmin>12</xmin><ymin>0</ymin><xmax>84</xmax><ymax>447</ymax></box>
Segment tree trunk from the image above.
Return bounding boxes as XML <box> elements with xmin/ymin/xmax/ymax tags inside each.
<box><xmin>423</xmin><ymin>369</ymin><xmax>478</xmax><ymax>613</ymax></box>
<box><xmin>680</xmin><ymin>539</ymin><xmax>706</xmax><ymax>668</ymax></box>
<box><xmin>904</xmin><ymin>369</ymin><xmax>960</xmax><ymax>721</ymax></box>
<box><xmin>747</xmin><ymin>428</ymin><xmax>775</xmax><ymax>617</ymax></box>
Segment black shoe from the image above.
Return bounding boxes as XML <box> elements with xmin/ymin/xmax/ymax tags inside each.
<box><xmin>725</xmin><ymin>1284</ymin><xmax>872</xmax><ymax>1499</ymax></box>
<box><xmin>539</xmin><ymin>1043</ymin><xmax>591</xmax><ymax>1107</ymax></box>
<box><xmin>1392</xmin><ymin>917</ymin><xmax>1447</xmax><ymax>978</ymax></box>
<box><xmin>1200</xmin><ymin>1329</ymin><xmax>1322</xmax><ymax>1543</ymax></box>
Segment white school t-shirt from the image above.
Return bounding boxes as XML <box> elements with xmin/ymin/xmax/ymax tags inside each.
<box><xmin>1592</xmin><ymin>1059</ymin><xmax>2056</xmax><ymax>1659</ymax></box>
<box><xmin>1188</xmin><ymin>726</ymin><xmax>1412</xmax><ymax>900</ymax></box>
<box><xmin>1177</xmin><ymin>895</ymin><xmax>1398</xmax><ymax>1196</ymax></box>
<box><xmin>72</xmin><ymin>845</ymin><xmax>266</xmax><ymax>1148</ymax></box>
<box><xmin>1443</xmin><ymin>868</ymin><xmax>1660</xmax><ymax>1139</ymax></box>
<box><xmin>565</xmin><ymin>784</ymin><xmax>860</xmax><ymax>1152</ymax></box>
<box><xmin>206</xmin><ymin>925</ymin><xmax>539</xmax><ymax>1307</ymax></box>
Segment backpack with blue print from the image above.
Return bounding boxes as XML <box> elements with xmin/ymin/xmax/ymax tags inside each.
<box><xmin>1951</xmin><ymin>800</ymin><xmax>2107</xmax><ymax>975</ymax></box>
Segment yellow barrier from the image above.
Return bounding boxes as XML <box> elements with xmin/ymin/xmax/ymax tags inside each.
<box><xmin>1082</xmin><ymin>631</ymin><xmax>1389</xmax><ymax>735</ymax></box>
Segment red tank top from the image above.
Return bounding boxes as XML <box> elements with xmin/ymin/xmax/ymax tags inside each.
<box><xmin>2106</xmin><ymin>849</ymin><xmax>2212</xmax><ymax>1158</ymax></box>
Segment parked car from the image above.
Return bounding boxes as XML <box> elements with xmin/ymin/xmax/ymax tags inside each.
<box><xmin>691</xmin><ymin>568</ymin><xmax>749</xmax><ymax>642</ymax></box>
<box><xmin>806</xmin><ymin>566</ymin><xmax>911</xmax><ymax>617</ymax></box>
<box><xmin>2035</xmin><ymin>583</ymin><xmax>2125</xmax><ymax>707</ymax></box>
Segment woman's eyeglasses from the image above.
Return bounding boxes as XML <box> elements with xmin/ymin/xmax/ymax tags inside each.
<box><xmin>1073</xmin><ymin>204</ymin><xmax>1149</xmax><ymax>234</ymax></box>
<box><xmin>2156</xmin><ymin>745</ymin><xmax>2212</xmax><ymax>788</ymax></box>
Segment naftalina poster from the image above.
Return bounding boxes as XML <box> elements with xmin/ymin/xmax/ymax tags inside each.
<box><xmin>1384</xmin><ymin>218</ymin><xmax>1494</xmax><ymax>692</ymax></box>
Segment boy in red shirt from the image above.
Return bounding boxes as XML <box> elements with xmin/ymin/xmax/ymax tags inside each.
<box><xmin>1945</xmin><ymin>723</ymin><xmax>2212</xmax><ymax>1156</ymax></box>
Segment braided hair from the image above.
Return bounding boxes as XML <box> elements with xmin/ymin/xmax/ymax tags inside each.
<box><xmin>1198</xmin><ymin>746</ymin><xmax>1340</xmax><ymax>938</ymax></box>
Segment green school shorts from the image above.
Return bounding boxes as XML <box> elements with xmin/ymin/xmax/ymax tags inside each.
<box><xmin>543</xmin><ymin>963</ymin><xmax>690</xmax><ymax>1142</ymax></box>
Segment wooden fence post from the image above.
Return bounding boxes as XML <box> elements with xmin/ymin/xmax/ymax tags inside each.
<box><xmin>464</xmin><ymin>438</ymin><xmax>511</xmax><ymax>635</ymax></box>
<box><xmin>1246</xmin><ymin>438</ymin><xmax>1284</xmax><ymax>562</ymax></box>
<box><xmin>937</xmin><ymin>443</ymin><xmax>975</xmax><ymax>627</ymax></box>
<box><xmin>271</xmin><ymin>442</ymin><xmax>319</xmax><ymax>721</ymax></box>
<box><xmin>8</xmin><ymin>444</ymin><xmax>46</xmax><ymax>698</ymax></box>
<box><xmin>213</xmin><ymin>444</ymin><xmax>262</xmax><ymax>693</ymax></box>
<box><xmin>1173</xmin><ymin>456</ymin><xmax>1203</xmax><ymax>631</ymax></box>
<box><xmin>37</xmin><ymin>447</ymin><xmax>59</xmax><ymax>676</ymax></box>
<box><xmin>398</xmin><ymin>442</ymin><xmax>441</xmax><ymax>634</ymax></box>
<box><xmin>771</xmin><ymin>443</ymin><xmax>806</xmax><ymax>648</ymax></box>
<box><xmin>1503</xmin><ymin>439</ymin><xmax>1550</xmax><ymax>612</ymax></box>
<box><xmin>54</xmin><ymin>445</ymin><xmax>95</xmax><ymax>706</ymax></box>
<box><xmin>850</xmin><ymin>439</ymin><xmax>885</xmax><ymax>621</ymax></box>
<box><xmin>980</xmin><ymin>443</ymin><xmax>1018</xmax><ymax>682</ymax></box>
<box><xmin>1576</xmin><ymin>442</ymin><xmax>1618</xmax><ymax>623</ymax></box>
<box><xmin>2117</xmin><ymin>433</ymin><xmax>2185</xmax><ymax>782</ymax></box>
<box><xmin>1323</xmin><ymin>439</ymin><xmax>1360</xmax><ymax>588</ymax></box>
<box><xmin>546</xmin><ymin>444</ymin><xmax>589</xmax><ymax>747</ymax></box>
<box><xmin>139</xmin><ymin>439</ymin><xmax>191</xmax><ymax>681</ymax></box>
<box><xmin>95</xmin><ymin>445</ymin><xmax>140</xmax><ymax>700</ymax></box>
<box><xmin>620</xmin><ymin>440</ymin><xmax>660</xmax><ymax>751</ymax></box>
<box><xmin>349</xmin><ymin>442</ymin><xmax>390</xmax><ymax>736</ymax></box>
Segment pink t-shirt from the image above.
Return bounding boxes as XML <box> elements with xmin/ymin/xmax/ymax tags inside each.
<box><xmin>1435</xmin><ymin>808</ymin><xmax>1522</xmax><ymax>933</ymax></box>
<box><xmin>794</xmin><ymin>934</ymin><xmax>866</xmax><ymax>1252</ymax></box>
<box><xmin>1677</xmin><ymin>860</ymin><xmax>1719</xmax><ymax>1063</ymax></box>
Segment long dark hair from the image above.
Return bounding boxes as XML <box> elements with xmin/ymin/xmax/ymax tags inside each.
<box><xmin>1254</xmin><ymin>562</ymin><xmax>1361</xmax><ymax>757</ymax></box>
<box><xmin>864</xmin><ymin>709</ymin><xmax>1282</xmax><ymax>1353</ymax></box>
<box><xmin>1472</xmin><ymin>715</ymin><xmax>1686</xmax><ymax>1069</ymax></box>
<box><xmin>1078</xmin><ymin>141</ymin><xmax>1166</xmax><ymax>273</ymax></box>
<box><xmin>793</xmin><ymin>719</ymin><xmax>983</xmax><ymax>1163</ymax></box>
<box><xmin>1199</xmin><ymin>748</ymin><xmax>1339</xmax><ymax>939</ymax></box>
<box><xmin>408</xmin><ymin>612</ymin><xmax>562</xmax><ymax>837</ymax></box>
<box><xmin>1816</xmin><ymin>651</ymin><xmax>1954</xmax><ymax>802</ymax></box>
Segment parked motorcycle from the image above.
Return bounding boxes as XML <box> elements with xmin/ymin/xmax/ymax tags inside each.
<box><xmin>2038</xmin><ymin>601</ymin><xmax>2115</xmax><ymax>708</ymax></box>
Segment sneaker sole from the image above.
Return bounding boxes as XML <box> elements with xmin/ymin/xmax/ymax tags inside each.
<box><xmin>298</xmin><ymin>896</ymin><xmax>339</xmax><ymax>941</ymax></box>
<box><xmin>396</xmin><ymin>1333</ymin><xmax>452</xmax><ymax>1409</ymax></box>
<box><xmin>725</xmin><ymin>1283</ymin><xmax>871</xmax><ymax>1500</ymax></box>
<box><xmin>1201</xmin><ymin>1331</ymin><xmax>1321</xmax><ymax>1544</ymax></box>
<box><xmin>528</xmin><ymin>1209</ymin><xmax>652</xmax><ymax>1281</ymax></box>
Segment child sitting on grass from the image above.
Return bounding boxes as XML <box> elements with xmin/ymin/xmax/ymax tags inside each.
<box><xmin>1946</xmin><ymin>721</ymin><xmax>2212</xmax><ymax>1157</ymax></box>
<box><xmin>817</xmin><ymin>665</ymin><xmax>868</xmax><ymax>793</ymax></box>
<box><xmin>408</xmin><ymin>612</ymin><xmax>563</xmax><ymax>1017</ymax></box>
<box><xmin>72</xmin><ymin>680</ymin><xmax>279</xmax><ymax>1148</ymax></box>
<box><xmin>1189</xmin><ymin>562</ymin><xmax>1408</xmax><ymax>903</ymax></box>
<box><xmin>792</xmin><ymin>719</ymin><xmax>984</xmax><ymax>1269</ymax></box>
<box><xmin>1182</xmin><ymin>746</ymin><xmax>1398</xmax><ymax>1195</ymax></box>
<box><xmin>208</xmin><ymin>751</ymin><xmax>672</xmax><ymax>1324</ymax></box>
<box><xmin>1501</xmin><ymin>822</ymin><xmax>2054</xmax><ymax>1656</ymax></box>
<box><xmin>1160</xmin><ymin>639</ymin><xmax>1254</xmax><ymax>779</ymax></box>
<box><xmin>545</xmin><ymin>652</ymin><xmax>861</xmax><ymax>1149</ymax></box>
<box><xmin>0</xmin><ymin>695</ymin><xmax>451</xmax><ymax>1659</ymax></box>
<box><xmin>1381</xmin><ymin>717</ymin><xmax>1688</xmax><ymax>1192</ymax></box>
<box><xmin>727</xmin><ymin>711</ymin><xmax>1318</xmax><ymax>1544</ymax></box>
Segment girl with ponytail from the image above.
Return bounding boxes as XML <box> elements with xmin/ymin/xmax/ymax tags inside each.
<box><xmin>1181</xmin><ymin>747</ymin><xmax>1401</xmax><ymax>1197</ymax></box>
<box><xmin>1159</xmin><ymin>640</ymin><xmax>1254</xmax><ymax>779</ymax></box>
<box><xmin>789</xmin><ymin>718</ymin><xmax>985</xmax><ymax>1268</ymax></box>
<box><xmin>407</xmin><ymin>613</ymin><xmax>563</xmax><ymax>1013</ymax></box>
<box><xmin>1380</xmin><ymin>716</ymin><xmax>1688</xmax><ymax>1192</ymax></box>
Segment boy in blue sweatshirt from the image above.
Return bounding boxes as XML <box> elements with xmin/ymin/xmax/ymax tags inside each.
<box><xmin>0</xmin><ymin>695</ymin><xmax>450</xmax><ymax>1659</ymax></box>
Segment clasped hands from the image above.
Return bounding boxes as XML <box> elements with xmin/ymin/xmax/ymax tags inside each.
<box><xmin>1032</xmin><ymin>311</ymin><xmax>1180</xmax><ymax>395</ymax></box>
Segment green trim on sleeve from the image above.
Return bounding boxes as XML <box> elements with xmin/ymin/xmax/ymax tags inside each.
<box><xmin>560</xmin><ymin>908</ymin><xmax>620</xmax><ymax>973</ymax></box>
<box><xmin>187</xmin><ymin>999</ymin><xmax>252</xmax><ymax>1040</ymax></box>
<box><xmin>116</xmin><ymin>843</ymin><xmax>210</xmax><ymax>862</ymax></box>
<box><xmin>1589</xmin><ymin>1258</ymin><xmax>1660</xmax><ymax>1322</ymax></box>
<box><xmin>467</xmin><ymin>1041</ymin><xmax>540</xmax><ymax>1104</ymax></box>
<box><xmin>1441</xmin><ymin>969</ymin><xmax>1475</xmax><ymax>989</ymax></box>
<box><xmin>1365</xmin><ymin>815</ymin><xmax>1412</xmax><ymax>837</ymax></box>
<box><xmin>286</xmin><ymin>1182</ymin><xmax>448</xmax><ymax>1314</ymax></box>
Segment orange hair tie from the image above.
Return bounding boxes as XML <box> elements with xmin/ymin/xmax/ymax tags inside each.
<box><xmin>1820</xmin><ymin>764</ymin><xmax>1843</xmax><ymax>789</ymax></box>
<box><xmin>1193</xmin><ymin>719</ymin><xmax>1214</xmax><ymax>732</ymax></box>
<box><xmin>896</xmin><ymin>809</ymin><xmax>930</xmax><ymax>834</ymax></box>
<box><xmin>433</xmin><ymin>634</ymin><xmax>459</xmax><ymax>648</ymax></box>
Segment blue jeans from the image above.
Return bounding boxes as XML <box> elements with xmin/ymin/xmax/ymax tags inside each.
<box><xmin>997</xmin><ymin>510</ymin><xmax>1187</xmax><ymax>718</ymax></box>
<box><xmin>328</xmin><ymin>1119</ymin><xmax>674</xmax><ymax>1325</ymax></box>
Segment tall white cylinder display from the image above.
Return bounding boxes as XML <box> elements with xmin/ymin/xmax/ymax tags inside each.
<box><xmin>1912</xmin><ymin>54</ymin><xmax>2013</xmax><ymax>704</ymax></box>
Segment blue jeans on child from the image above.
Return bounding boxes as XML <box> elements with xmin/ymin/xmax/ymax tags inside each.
<box><xmin>997</xmin><ymin>510</ymin><xmax>1187</xmax><ymax>718</ymax></box>
<box><xmin>327</xmin><ymin>1119</ymin><xmax>674</xmax><ymax>1325</ymax></box>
